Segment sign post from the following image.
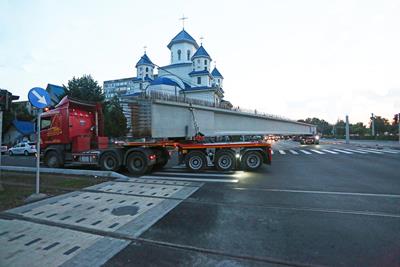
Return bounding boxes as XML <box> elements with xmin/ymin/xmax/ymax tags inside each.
<box><xmin>28</xmin><ymin>87</ymin><xmax>50</xmax><ymax>197</ymax></box>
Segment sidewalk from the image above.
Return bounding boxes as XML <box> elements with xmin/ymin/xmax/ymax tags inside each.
<box><xmin>322</xmin><ymin>138</ymin><xmax>400</xmax><ymax>150</ymax></box>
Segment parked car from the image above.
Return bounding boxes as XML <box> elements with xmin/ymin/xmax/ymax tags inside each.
<box><xmin>1</xmin><ymin>144</ymin><xmax>7</xmax><ymax>155</ymax></box>
<box><xmin>8</xmin><ymin>142</ymin><xmax>37</xmax><ymax>156</ymax></box>
<box><xmin>300</xmin><ymin>135</ymin><xmax>320</xmax><ymax>145</ymax></box>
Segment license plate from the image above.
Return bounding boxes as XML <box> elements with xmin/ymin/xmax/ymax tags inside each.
<box><xmin>80</xmin><ymin>156</ymin><xmax>91</xmax><ymax>163</ymax></box>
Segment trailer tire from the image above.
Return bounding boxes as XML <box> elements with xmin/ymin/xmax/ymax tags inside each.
<box><xmin>126</xmin><ymin>152</ymin><xmax>152</xmax><ymax>175</ymax></box>
<box><xmin>241</xmin><ymin>151</ymin><xmax>263</xmax><ymax>171</ymax></box>
<box><xmin>215</xmin><ymin>149</ymin><xmax>236</xmax><ymax>171</ymax></box>
<box><xmin>99</xmin><ymin>152</ymin><xmax>120</xmax><ymax>172</ymax></box>
<box><xmin>152</xmin><ymin>148</ymin><xmax>169</xmax><ymax>170</ymax></box>
<box><xmin>45</xmin><ymin>151</ymin><xmax>63</xmax><ymax>168</ymax></box>
<box><xmin>185</xmin><ymin>151</ymin><xmax>206</xmax><ymax>172</ymax></box>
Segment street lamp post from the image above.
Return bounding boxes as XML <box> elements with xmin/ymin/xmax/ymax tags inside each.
<box><xmin>371</xmin><ymin>113</ymin><xmax>375</xmax><ymax>137</ymax></box>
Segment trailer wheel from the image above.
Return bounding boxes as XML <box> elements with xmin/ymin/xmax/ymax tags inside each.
<box><xmin>45</xmin><ymin>151</ymin><xmax>63</xmax><ymax>168</ymax></box>
<box><xmin>100</xmin><ymin>152</ymin><xmax>120</xmax><ymax>172</ymax></box>
<box><xmin>241</xmin><ymin>151</ymin><xmax>263</xmax><ymax>171</ymax></box>
<box><xmin>126</xmin><ymin>152</ymin><xmax>152</xmax><ymax>175</ymax></box>
<box><xmin>185</xmin><ymin>151</ymin><xmax>206</xmax><ymax>172</ymax></box>
<box><xmin>215</xmin><ymin>150</ymin><xmax>236</xmax><ymax>171</ymax></box>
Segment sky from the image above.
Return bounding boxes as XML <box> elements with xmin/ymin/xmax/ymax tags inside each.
<box><xmin>1</xmin><ymin>0</ymin><xmax>399</xmax><ymax>124</ymax></box>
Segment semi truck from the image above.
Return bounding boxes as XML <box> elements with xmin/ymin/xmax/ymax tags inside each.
<box><xmin>40</xmin><ymin>96</ymin><xmax>272</xmax><ymax>175</ymax></box>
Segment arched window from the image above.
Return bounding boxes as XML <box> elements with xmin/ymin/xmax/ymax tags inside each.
<box><xmin>145</xmin><ymin>67</ymin><xmax>149</xmax><ymax>72</ymax></box>
<box><xmin>204</xmin><ymin>59</ymin><xmax>207</xmax><ymax>65</ymax></box>
<box><xmin>197</xmin><ymin>77</ymin><xmax>201</xmax><ymax>84</ymax></box>
<box><xmin>187</xmin><ymin>50</ymin><xmax>191</xmax><ymax>60</ymax></box>
<box><xmin>177</xmin><ymin>50</ymin><xmax>181</xmax><ymax>60</ymax></box>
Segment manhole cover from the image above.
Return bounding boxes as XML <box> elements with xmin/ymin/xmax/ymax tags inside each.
<box><xmin>111</xmin><ymin>205</ymin><xmax>139</xmax><ymax>216</ymax></box>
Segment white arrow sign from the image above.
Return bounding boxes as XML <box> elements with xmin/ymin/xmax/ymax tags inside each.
<box><xmin>32</xmin><ymin>90</ymin><xmax>48</xmax><ymax>105</ymax></box>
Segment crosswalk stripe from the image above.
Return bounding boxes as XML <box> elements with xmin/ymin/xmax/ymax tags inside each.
<box><xmin>310</xmin><ymin>149</ymin><xmax>325</xmax><ymax>154</ymax></box>
<box><xmin>333</xmin><ymin>149</ymin><xmax>353</xmax><ymax>154</ymax></box>
<box><xmin>343</xmin><ymin>149</ymin><xmax>367</xmax><ymax>154</ymax></box>
<box><xmin>289</xmin><ymin>150</ymin><xmax>299</xmax><ymax>155</ymax></box>
<box><xmin>299</xmin><ymin>150</ymin><xmax>312</xmax><ymax>155</ymax></box>
<box><xmin>142</xmin><ymin>175</ymin><xmax>238</xmax><ymax>183</ymax></box>
<box><xmin>365</xmin><ymin>148</ymin><xmax>399</xmax><ymax>154</ymax></box>
<box><xmin>322</xmin><ymin>149</ymin><xmax>339</xmax><ymax>154</ymax></box>
<box><xmin>279</xmin><ymin>150</ymin><xmax>286</xmax><ymax>154</ymax></box>
<box><xmin>357</xmin><ymin>149</ymin><xmax>383</xmax><ymax>154</ymax></box>
<box><xmin>153</xmin><ymin>172</ymin><xmax>236</xmax><ymax>177</ymax></box>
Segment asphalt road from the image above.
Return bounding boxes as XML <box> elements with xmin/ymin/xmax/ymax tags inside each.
<box><xmin>105</xmin><ymin>141</ymin><xmax>400</xmax><ymax>266</ymax></box>
<box><xmin>1</xmin><ymin>141</ymin><xmax>399</xmax><ymax>266</ymax></box>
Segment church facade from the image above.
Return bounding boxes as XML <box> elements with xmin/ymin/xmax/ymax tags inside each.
<box><xmin>103</xmin><ymin>28</ymin><xmax>226</xmax><ymax>106</ymax></box>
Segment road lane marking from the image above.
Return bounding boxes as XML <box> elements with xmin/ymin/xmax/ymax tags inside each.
<box><xmin>143</xmin><ymin>175</ymin><xmax>238</xmax><ymax>183</ymax></box>
<box><xmin>322</xmin><ymin>149</ymin><xmax>339</xmax><ymax>154</ymax></box>
<box><xmin>357</xmin><ymin>149</ymin><xmax>383</xmax><ymax>154</ymax></box>
<box><xmin>299</xmin><ymin>150</ymin><xmax>312</xmax><ymax>155</ymax></box>
<box><xmin>153</xmin><ymin>172</ymin><xmax>236</xmax><ymax>177</ymax></box>
<box><xmin>333</xmin><ymin>149</ymin><xmax>353</xmax><ymax>154</ymax></box>
<box><xmin>271</xmin><ymin>150</ymin><xmax>274</xmax><ymax>155</ymax></box>
<box><xmin>310</xmin><ymin>149</ymin><xmax>325</xmax><ymax>154</ymax></box>
<box><xmin>365</xmin><ymin>148</ymin><xmax>399</xmax><ymax>154</ymax></box>
<box><xmin>233</xmin><ymin>187</ymin><xmax>400</xmax><ymax>198</ymax></box>
<box><xmin>289</xmin><ymin>150</ymin><xmax>299</xmax><ymax>155</ymax></box>
<box><xmin>343</xmin><ymin>149</ymin><xmax>367</xmax><ymax>154</ymax></box>
<box><xmin>278</xmin><ymin>150</ymin><xmax>286</xmax><ymax>155</ymax></box>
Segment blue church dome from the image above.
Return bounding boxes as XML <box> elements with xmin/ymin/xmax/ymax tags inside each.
<box><xmin>167</xmin><ymin>29</ymin><xmax>199</xmax><ymax>49</ymax></box>
<box><xmin>150</xmin><ymin>77</ymin><xmax>182</xmax><ymax>88</ymax></box>
<box><xmin>191</xmin><ymin>45</ymin><xmax>211</xmax><ymax>60</ymax></box>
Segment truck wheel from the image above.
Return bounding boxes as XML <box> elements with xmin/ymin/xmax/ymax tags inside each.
<box><xmin>45</xmin><ymin>151</ymin><xmax>63</xmax><ymax>168</ymax></box>
<box><xmin>215</xmin><ymin>150</ymin><xmax>235</xmax><ymax>171</ymax></box>
<box><xmin>126</xmin><ymin>152</ymin><xmax>152</xmax><ymax>175</ymax></box>
<box><xmin>185</xmin><ymin>151</ymin><xmax>206</xmax><ymax>172</ymax></box>
<box><xmin>100</xmin><ymin>152</ymin><xmax>120</xmax><ymax>172</ymax></box>
<box><xmin>241</xmin><ymin>151</ymin><xmax>263</xmax><ymax>171</ymax></box>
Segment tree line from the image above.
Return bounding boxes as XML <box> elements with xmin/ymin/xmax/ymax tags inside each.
<box><xmin>298</xmin><ymin>117</ymin><xmax>399</xmax><ymax>138</ymax></box>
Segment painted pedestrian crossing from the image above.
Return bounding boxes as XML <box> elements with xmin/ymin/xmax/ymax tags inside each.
<box><xmin>271</xmin><ymin>148</ymin><xmax>399</xmax><ymax>156</ymax></box>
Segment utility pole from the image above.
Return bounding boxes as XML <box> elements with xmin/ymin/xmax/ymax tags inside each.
<box><xmin>345</xmin><ymin>115</ymin><xmax>350</xmax><ymax>144</ymax></box>
<box><xmin>371</xmin><ymin>113</ymin><xmax>375</xmax><ymax>137</ymax></box>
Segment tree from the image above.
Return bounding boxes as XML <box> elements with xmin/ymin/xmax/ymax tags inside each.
<box><xmin>103</xmin><ymin>96</ymin><xmax>127</xmax><ymax>138</ymax></box>
<box><xmin>371</xmin><ymin>116</ymin><xmax>391</xmax><ymax>135</ymax></box>
<box><xmin>298</xmin><ymin>117</ymin><xmax>333</xmax><ymax>135</ymax></box>
<box><xmin>350</xmin><ymin>122</ymin><xmax>367</xmax><ymax>136</ymax></box>
<box><xmin>64</xmin><ymin>75</ymin><xmax>104</xmax><ymax>102</ymax></box>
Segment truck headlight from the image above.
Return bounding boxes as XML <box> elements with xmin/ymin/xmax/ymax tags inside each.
<box><xmin>315</xmin><ymin>136</ymin><xmax>320</xmax><ymax>140</ymax></box>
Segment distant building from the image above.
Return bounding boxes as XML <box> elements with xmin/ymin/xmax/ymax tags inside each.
<box><xmin>103</xmin><ymin>27</ymin><xmax>226</xmax><ymax>105</ymax></box>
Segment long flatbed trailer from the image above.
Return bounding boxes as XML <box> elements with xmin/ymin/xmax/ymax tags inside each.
<box><xmin>40</xmin><ymin>97</ymin><xmax>272</xmax><ymax>175</ymax></box>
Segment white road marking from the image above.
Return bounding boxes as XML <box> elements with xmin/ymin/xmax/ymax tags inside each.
<box><xmin>152</xmin><ymin>172</ymin><xmax>236</xmax><ymax>177</ymax></box>
<box><xmin>271</xmin><ymin>150</ymin><xmax>274</xmax><ymax>155</ymax></box>
<box><xmin>310</xmin><ymin>149</ymin><xmax>325</xmax><ymax>154</ymax></box>
<box><xmin>322</xmin><ymin>149</ymin><xmax>339</xmax><ymax>154</ymax></box>
<box><xmin>143</xmin><ymin>175</ymin><xmax>239</xmax><ymax>183</ymax></box>
<box><xmin>289</xmin><ymin>150</ymin><xmax>299</xmax><ymax>155</ymax></box>
<box><xmin>278</xmin><ymin>150</ymin><xmax>286</xmax><ymax>154</ymax></box>
<box><xmin>299</xmin><ymin>150</ymin><xmax>312</xmax><ymax>155</ymax></box>
<box><xmin>365</xmin><ymin>148</ymin><xmax>399</xmax><ymax>154</ymax></box>
<box><xmin>343</xmin><ymin>149</ymin><xmax>368</xmax><ymax>154</ymax></box>
<box><xmin>333</xmin><ymin>149</ymin><xmax>353</xmax><ymax>154</ymax></box>
<box><xmin>357</xmin><ymin>149</ymin><xmax>383</xmax><ymax>154</ymax></box>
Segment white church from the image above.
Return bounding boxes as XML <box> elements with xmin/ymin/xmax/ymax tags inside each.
<box><xmin>103</xmin><ymin>27</ymin><xmax>227</xmax><ymax>106</ymax></box>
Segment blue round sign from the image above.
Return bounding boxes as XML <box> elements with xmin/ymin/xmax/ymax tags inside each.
<box><xmin>28</xmin><ymin>87</ymin><xmax>51</xmax><ymax>109</ymax></box>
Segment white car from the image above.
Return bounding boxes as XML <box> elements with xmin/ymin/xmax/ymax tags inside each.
<box><xmin>8</xmin><ymin>142</ymin><xmax>37</xmax><ymax>156</ymax></box>
<box><xmin>1</xmin><ymin>144</ymin><xmax>7</xmax><ymax>155</ymax></box>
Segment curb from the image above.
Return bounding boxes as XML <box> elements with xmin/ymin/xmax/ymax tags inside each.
<box><xmin>0</xmin><ymin>166</ymin><xmax>129</xmax><ymax>180</ymax></box>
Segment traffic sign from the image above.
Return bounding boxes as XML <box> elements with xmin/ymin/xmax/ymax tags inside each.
<box><xmin>28</xmin><ymin>87</ymin><xmax>50</xmax><ymax>109</ymax></box>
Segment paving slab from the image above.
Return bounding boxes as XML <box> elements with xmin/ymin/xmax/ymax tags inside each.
<box><xmin>0</xmin><ymin>219</ymin><xmax>129</xmax><ymax>267</ymax></box>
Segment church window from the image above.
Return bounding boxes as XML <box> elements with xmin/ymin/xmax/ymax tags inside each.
<box><xmin>204</xmin><ymin>59</ymin><xmax>207</xmax><ymax>65</ymax></box>
<box><xmin>197</xmin><ymin>77</ymin><xmax>201</xmax><ymax>84</ymax></box>
<box><xmin>145</xmin><ymin>67</ymin><xmax>149</xmax><ymax>72</ymax></box>
<box><xmin>145</xmin><ymin>74</ymin><xmax>148</xmax><ymax>78</ymax></box>
<box><xmin>171</xmin><ymin>51</ymin><xmax>173</xmax><ymax>61</ymax></box>
<box><xmin>177</xmin><ymin>49</ymin><xmax>181</xmax><ymax>60</ymax></box>
<box><xmin>187</xmin><ymin>50</ymin><xmax>191</xmax><ymax>60</ymax></box>
<box><xmin>204</xmin><ymin>66</ymin><xmax>208</xmax><ymax>71</ymax></box>
<box><xmin>197</xmin><ymin>59</ymin><xmax>200</xmax><ymax>64</ymax></box>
